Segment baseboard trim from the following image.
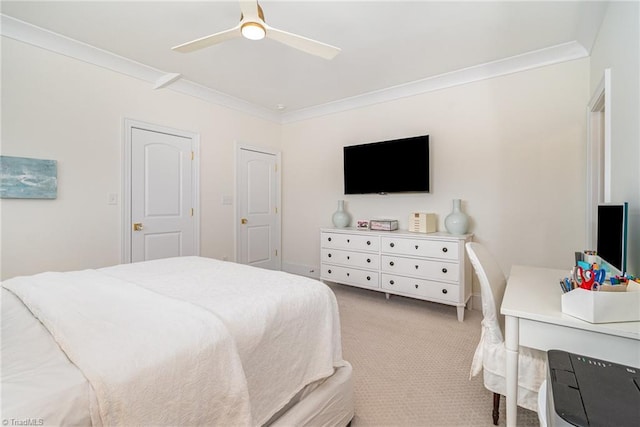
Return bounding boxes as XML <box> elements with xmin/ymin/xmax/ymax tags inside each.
<box><xmin>470</xmin><ymin>293</ymin><xmax>482</xmax><ymax>312</ymax></box>
<box><xmin>282</xmin><ymin>262</ymin><xmax>321</xmax><ymax>280</ymax></box>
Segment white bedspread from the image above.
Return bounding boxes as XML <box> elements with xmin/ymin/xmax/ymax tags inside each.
<box><xmin>100</xmin><ymin>257</ymin><xmax>346</xmax><ymax>425</ymax></box>
<box><xmin>3</xmin><ymin>269</ymin><xmax>252</xmax><ymax>426</ymax></box>
<box><xmin>2</xmin><ymin>257</ymin><xmax>345</xmax><ymax>426</ymax></box>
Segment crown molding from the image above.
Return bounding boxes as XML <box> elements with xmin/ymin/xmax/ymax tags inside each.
<box><xmin>0</xmin><ymin>14</ymin><xmax>281</xmax><ymax>123</ymax></box>
<box><xmin>2</xmin><ymin>14</ymin><xmax>588</xmax><ymax>125</ymax></box>
<box><xmin>280</xmin><ymin>41</ymin><xmax>588</xmax><ymax>123</ymax></box>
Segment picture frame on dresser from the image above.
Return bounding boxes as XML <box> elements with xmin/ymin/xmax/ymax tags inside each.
<box><xmin>320</xmin><ymin>227</ymin><xmax>473</xmax><ymax>321</ymax></box>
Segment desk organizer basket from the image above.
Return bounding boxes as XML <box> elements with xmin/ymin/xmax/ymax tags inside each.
<box><xmin>561</xmin><ymin>287</ymin><xmax>640</xmax><ymax>323</ymax></box>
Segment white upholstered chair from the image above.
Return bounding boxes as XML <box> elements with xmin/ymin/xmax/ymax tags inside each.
<box><xmin>465</xmin><ymin>242</ymin><xmax>547</xmax><ymax>425</ymax></box>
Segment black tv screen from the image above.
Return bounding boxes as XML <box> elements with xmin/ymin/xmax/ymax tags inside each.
<box><xmin>343</xmin><ymin>135</ymin><xmax>429</xmax><ymax>194</ymax></box>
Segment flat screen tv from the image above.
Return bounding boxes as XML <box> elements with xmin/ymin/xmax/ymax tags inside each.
<box><xmin>343</xmin><ymin>135</ymin><xmax>429</xmax><ymax>194</ymax></box>
<box><xmin>596</xmin><ymin>202</ymin><xmax>628</xmax><ymax>274</ymax></box>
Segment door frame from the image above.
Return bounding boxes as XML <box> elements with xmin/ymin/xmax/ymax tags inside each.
<box><xmin>234</xmin><ymin>142</ymin><xmax>282</xmax><ymax>268</ymax></box>
<box><xmin>586</xmin><ymin>68</ymin><xmax>611</xmax><ymax>249</ymax></box>
<box><xmin>122</xmin><ymin>118</ymin><xmax>201</xmax><ymax>263</ymax></box>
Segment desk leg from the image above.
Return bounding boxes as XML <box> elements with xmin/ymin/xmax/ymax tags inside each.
<box><xmin>505</xmin><ymin>315</ymin><xmax>519</xmax><ymax>427</ymax></box>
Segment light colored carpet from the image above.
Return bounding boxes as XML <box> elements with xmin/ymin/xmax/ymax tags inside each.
<box><xmin>329</xmin><ymin>283</ymin><xmax>540</xmax><ymax>427</ymax></box>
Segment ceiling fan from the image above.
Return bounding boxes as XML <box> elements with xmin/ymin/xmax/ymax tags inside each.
<box><xmin>172</xmin><ymin>0</ymin><xmax>341</xmax><ymax>60</ymax></box>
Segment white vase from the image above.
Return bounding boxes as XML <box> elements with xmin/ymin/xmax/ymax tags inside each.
<box><xmin>332</xmin><ymin>200</ymin><xmax>351</xmax><ymax>228</ymax></box>
<box><xmin>444</xmin><ymin>199</ymin><xmax>469</xmax><ymax>235</ymax></box>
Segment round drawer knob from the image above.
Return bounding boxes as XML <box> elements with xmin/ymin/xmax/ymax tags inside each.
<box><xmin>442</xmin><ymin>268</ymin><xmax>447</xmax><ymax>273</ymax></box>
<box><xmin>347</xmin><ymin>239</ymin><xmax>350</xmax><ymax>243</ymax></box>
<box><xmin>367</xmin><ymin>240</ymin><xmax>371</xmax><ymax>245</ymax></box>
<box><xmin>328</xmin><ymin>253</ymin><xmax>332</xmax><ymax>258</ymax></box>
<box><xmin>347</xmin><ymin>273</ymin><xmax>350</xmax><ymax>277</ymax></box>
<box><xmin>328</xmin><ymin>269</ymin><xmax>332</xmax><ymax>274</ymax></box>
<box><xmin>347</xmin><ymin>256</ymin><xmax>350</xmax><ymax>260</ymax></box>
<box><xmin>366</xmin><ymin>276</ymin><xmax>371</xmax><ymax>281</ymax></box>
<box><xmin>367</xmin><ymin>258</ymin><xmax>371</xmax><ymax>263</ymax></box>
<box><xmin>390</xmin><ymin>261</ymin><xmax>395</xmax><ymax>266</ymax></box>
<box><xmin>390</xmin><ymin>242</ymin><xmax>395</xmax><ymax>248</ymax></box>
<box><xmin>328</xmin><ymin>237</ymin><xmax>332</xmax><ymax>242</ymax></box>
<box><xmin>415</xmin><ymin>245</ymin><xmax>419</xmax><ymax>250</ymax></box>
<box><xmin>442</xmin><ymin>247</ymin><xmax>448</xmax><ymax>253</ymax></box>
<box><xmin>415</xmin><ymin>265</ymin><xmax>419</xmax><ymax>269</ymax></box>
<box><xmin>415</xmin><ymin>284</ymin><xmax>419</xmax><ymax>289</ymax></box>
<box><xmin>390</xmin><ymin>280</ymin><xmax>395</xmax><ymax>285</ymax></box>
<box><xmin>442</xmin><ymin>289</ymin><xmax>448</xmax><ymax>294</ymax></box>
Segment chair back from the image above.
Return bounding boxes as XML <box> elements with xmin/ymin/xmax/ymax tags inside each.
<box><xmin>465</xmin><ymin>242</ymin><xmax>507</xmax><ymax>342</ymax></box>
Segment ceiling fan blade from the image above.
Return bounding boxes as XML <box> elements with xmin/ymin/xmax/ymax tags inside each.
<box><xmin>172</xmin><ymin>25</ymin><xmax>241</xmax><ymax>53</ymax></box>
<box><xmin>265</xmin><ymin>26</ymin><xmax>341</xmax><ymax>60</ymax></box>
<box><xmin>239</xmin><ymin>0</ymin><xmax>260</xmax><ymax>21</ymax></box>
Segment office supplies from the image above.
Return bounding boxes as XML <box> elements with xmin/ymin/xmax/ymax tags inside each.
<box><xmin>501</xmin><ymin>265</ymin><xmax>640</xmax><ymax>427</ymax></box>
<box><xmin>571</xmin><ymin>267</ymin><xmax>605</xmax><ymax>290</ymax></box>
<box><xmin>559</xmin><ymin>279</ymin><xmax>569</xmax><ymax>294</ymax></box>
<box><xmin>545</xmin><ymin>350</ymin><xmax>639</xmax><ymax>427</ymax></box>
<box><xmin>576</xmin><ymin>260</ymin><xmax>591</xmax><ymax>270</ymax></box>
<box><xmin>574</xmin><ymin>251</ymin><xmax>583</xmax><ymax>264</ymax></box>
<box><xmin>582</xmin><ymin>250</ymin><xmax>598</xmax><ymax>265</ymax></box>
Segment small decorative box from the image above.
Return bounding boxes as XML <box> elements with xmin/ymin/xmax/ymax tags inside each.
<box><xmin>369</xmin><ymin>219</ymin><xmax>399</xmax><ymax>231</ymax></box>
<box><xmin>409</xmin><ymin>212</ymin><xmax>436</xmax><ymax>233</ymax></box>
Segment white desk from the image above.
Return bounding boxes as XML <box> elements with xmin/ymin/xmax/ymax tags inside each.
<box><xmin>501</xmin><ymin>265</ymin><xmax>640</xmax><ymax>427</ymax></box>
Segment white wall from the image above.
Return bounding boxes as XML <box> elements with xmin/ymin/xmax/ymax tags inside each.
<box><xmin>0</xmin><ymin>38</ymin><xmax>281</xmax><ymax>279</ymax></box>
<box><xmin>589</xmin><ymin>0</ymin><xmax>639</xmax><ymax>274</ymax></box>
<box><xmin>6</xmin><ymin>7</ymin><xmax>636</xmax><ymax>284</ymax></box>
<box><xmin>281</xmin><ymin>59</ymin><xmax>589</xmax><ymax>280</ymax></box>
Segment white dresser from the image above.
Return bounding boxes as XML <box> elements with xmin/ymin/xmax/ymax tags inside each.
<box><xmin>320</xmin><ymin>228</ymin><xmax>473</xmax><ymax>321</ymax></box>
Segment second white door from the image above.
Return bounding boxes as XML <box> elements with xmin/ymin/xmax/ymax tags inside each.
<box><xmin>237</xmin><ymin>146</ymin><xmax>281</xmax><ymax>270</ymax></box>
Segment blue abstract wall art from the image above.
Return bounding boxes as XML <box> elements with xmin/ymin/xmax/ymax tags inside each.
<box><xmin>0</xmin><ymin>156</ymin><xmax>58</xmax><ymax>199</ymax></box>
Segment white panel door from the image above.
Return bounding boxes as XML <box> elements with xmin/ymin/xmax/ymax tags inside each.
<box><xmin>131</xmin><ymin>128</ymin><xmax>195</xmax><ymax>262</ymax></box>
<box><xmin>237</xmin><ymin>146</ymin><xmax>281</xmax><ymax>270</ymax></box>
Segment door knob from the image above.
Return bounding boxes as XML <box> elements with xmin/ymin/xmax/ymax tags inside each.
<box><xmin>241</xmin><ymin>218</ymin><xmax>248</xmax><ymax>224</ymax></box>
<box><xmin>133</xmin><ymin>223</ymin><xmax>143</xmax><ymax>231</ymax></box>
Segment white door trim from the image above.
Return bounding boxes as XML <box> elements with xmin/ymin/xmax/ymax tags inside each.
<box><xmin>122</xmin><ymin>119</ymin><xmax>200</xmax><ymax>263</ymax></box>
<box><xmin>586</xmin><ymin>69</ymin><xmax>611</xmax><ymax>249</ymax></box>
<box><xmin>234</xmin><ymin>142</ymin><xmax>282</xmax><ymax>268</ymax></box>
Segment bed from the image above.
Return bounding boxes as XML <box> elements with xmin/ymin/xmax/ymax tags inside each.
<box><xmin>1</xmin><ymin>256</ymin><xmax>354</xmax><ymax>426</ymax></box>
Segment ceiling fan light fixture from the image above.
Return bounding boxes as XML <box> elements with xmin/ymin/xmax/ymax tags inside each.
<box><xmin>241</xmin><ymin>22</ymin><xmax>266</xmax><ymax>40</ymax></box>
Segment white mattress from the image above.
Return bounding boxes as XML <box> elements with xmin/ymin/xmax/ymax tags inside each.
<box><xmin>1</xmin><ymin>257</ymin><xmax>353</xmax><ymax>426</ymax></box>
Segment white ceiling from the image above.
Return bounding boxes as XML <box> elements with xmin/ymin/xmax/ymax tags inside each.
<box><xmin>1</xmin><ymin>1</ymin><xmax>608</xmax><ymax>117</ymax></box>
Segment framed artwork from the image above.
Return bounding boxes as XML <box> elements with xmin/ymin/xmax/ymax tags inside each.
<box><xmin>0</xmin><ymin>156</ymin><xmax>58</xmax><ymax>199</ymax></box>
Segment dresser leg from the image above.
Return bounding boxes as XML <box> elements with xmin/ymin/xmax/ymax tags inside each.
<box><xmin>385</xmin><ymin>293</ymin><xmax>390</xmax><ymax>300</ymax></box>
<box><xmin>457</xmin><ymin>305</ymin><xmax>465</xmax><ymax>322</ymax></box>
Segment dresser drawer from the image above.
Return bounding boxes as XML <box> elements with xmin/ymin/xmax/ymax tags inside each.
<box><xmin>322</xmin><ymin>265</ymin><xmax>379</xmax><ymax>289</ymax></box>
<box><xmin>381</xmin><ymin>255</ymin><xmax>459</xmax><ymax>282</ymax></box>
<box><xmin>381</xmin><ymin>237</ymin><xmax>459</xmax><ymax>261</ymax></box>
<box><xmin>381</xmin><ymin>274</ymin><xmax>458</xmax><ymax>303</ymax></box>
<box><xmin>321</xmin><ymin>232</ymin><xmax>379</xmax><ymax>251</ymax></box>
<box><xmin>322</xmin><ymin>248</ymin><xmax>379</xmax><ymax>269</ymax></box>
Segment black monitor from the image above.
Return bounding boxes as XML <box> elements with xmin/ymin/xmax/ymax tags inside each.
<box><xmin>596</xmin><ymin>203</ymin><xmax>628</xmax><ymax>274</ymax></box>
